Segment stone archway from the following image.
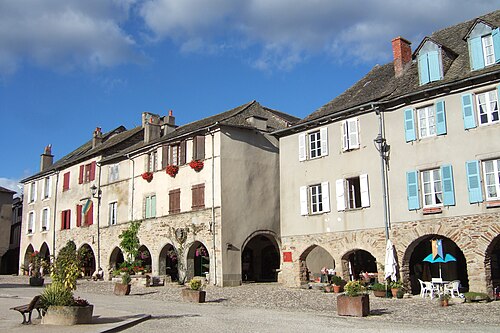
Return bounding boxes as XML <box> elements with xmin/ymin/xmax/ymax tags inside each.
<box><xmin>39</xmin><ymin>242</ymin><xmax>51</xmax><ymax>275</ymax></box>
<box><xmin>298</xmin><ymin>245</ymin><xmax>335</xmax><ymax>284</ymax></box>
<box><xmin>79</xmin><ymin>244</ymin><xmax>96</xmax><ymax>277</ymax></box>
<box><xmin>23</xmin><ymin>244</ymin><xmax>35</xmax><ymax>275</ymax></box>
<box><xmin>137</xmin><ymin>245</ymin><xmax>152</xmax><ymax>273</ymax></box>
<box><xmin>186</xmin><ymin>241</ymin><xmax>209</xmax><ymax>281</ymax></box>
<box><xmin>109</xmin><ymin>247</ymin><xmax>124</xmax><ymax>271</ymax></box>
<box><xmin>159</xmin><ymin>243</ymin><xmax>179</xmax><ymax>282</ymax></box>
<box><xmin>403</xmin><ymin>234</ymin><xmax>469</xmax><ymax>295</ymax></box>
<box><xmin>341</xmin><ymin>249</ymin><xmax>378</xmax><ymax>282</ymax></box>
<box><xmin>241</xmin><ymin>233</ymin><xmax>280</xmax><ymax>282</ymax></box>
<box><xmin>485</xmin><ymin>234</ymin><xmax>500</xmax><ymax>297</ymax></box>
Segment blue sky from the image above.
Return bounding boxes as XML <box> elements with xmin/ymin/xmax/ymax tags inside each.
<box><xmin>1</xmin><ymin>0</ymin><xmax>498</xmax><ymax>193</ymax></box>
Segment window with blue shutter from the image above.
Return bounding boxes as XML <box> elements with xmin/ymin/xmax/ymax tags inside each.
<box><xmin>435</xmin><ymin>100</ymin><xmax>447</xmax><ymax>135</ymax></box>
<box><xmin>418</xmin><ymin>50</ymin><xmax>441</xmax><ymax>85</ymax></box>
<box><xmin>461</xmin><ymin>93</ymin><xmax>477</xmax><ymax>129</ymax></box>
<box><xmin>493</xmin><ymin>28</ymin><xmax>500</xmax><ymax>63</ymax></box>
<box><xmin>466</xmin><ymin>160</ymin><xmax>483</xmax><ymax>203</ymax></box>
<box><xmin>469</xmin><ymin>36</ymin><xmax>485</xmax><ymax>70</ymax></box>
<box><xmin>418</xmin><ymin>54</ymin><xmax>430</xmax><ymax>85</ymax></box>
<box><xmin>441</xmin><ymin>165</ymin><xmax>455</xmax><ymax>206</ymax></box>
<box><xmin>404</xmin><ymin>109</ymin><xmax>416</xmax><ymax>142</ymax></box>
<box><xmin>406</xmin><ymin>170</ymin><xmax>420</xmax><ymax>210</ymax></box>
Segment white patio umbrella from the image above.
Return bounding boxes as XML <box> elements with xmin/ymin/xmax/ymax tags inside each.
<box><xmin>384</xmin><ymin>239</ymin><xmax>398</xmax><ymax>282</ymax></box>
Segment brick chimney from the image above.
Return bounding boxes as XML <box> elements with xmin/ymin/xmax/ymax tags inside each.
<box><xmin>40</xmin><ymin>144</ymin><xmax>53</xmax><ymax>171</ymax></box>
<box><xmin>92</xmin><ymin>127</ymin><xmax>103</xmax><ymax>148</ymax></box>
<box><xmin>392</xmin><ymin>37</ymin><xmax>412</xmax><ymax>77</ymax></box>
<box><xmin>162</xmin><ymin>110</ymin><xmax>176</xmax><ymax>135</ymax></box>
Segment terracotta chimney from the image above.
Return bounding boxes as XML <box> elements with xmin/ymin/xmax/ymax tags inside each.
<box><xmin>92</xmin><ymin>127</ymin><xmax>103</xmax><ymax>148</ymax></box>
<box><xmin>40</xmin><ymin>144</ymin><xmax>54</xmax><ymax>171</ymax></box>
<box><xmin>392</xmin><ymin>37</ymin><xmax>412</xmax><ymax>77</ymax></box>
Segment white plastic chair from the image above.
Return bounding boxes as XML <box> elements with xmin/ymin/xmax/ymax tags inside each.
<box><xmin>418</xmin><ymin>279</ymin><xmax>430</xmax><ymax>298</ymax></box>
<box><xmin>423</xmin><ymin>281</ymin><xmax>439</xmax><ymax>299</ymax></box>
<box><xmin>444</xmin><ymin>280</ymin><xmax>461</xmax><ymax>298</ymax></box>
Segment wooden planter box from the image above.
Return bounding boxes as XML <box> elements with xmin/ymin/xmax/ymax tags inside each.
<box><xmin>42</xmin><ymin>305</ymin><xmax>93</xmax><ymax>325</ymax></box>
<box><xmin>29</xmin><ymin>277</ymin><xmax>44</xmax><ymax>286</ymax></box>
<box><xmin>337</xmin><ymin>294</ymin><xmax>370</xmax><ymax>317</ymax></box>
<box><xmin>114</xmin><ymin>283</ymin><xmax>131</xmax><ymax>296</ymax></box>
<box><xmin>182</xmin><ymin>289</ymin><xmax>206</xmax><ymax>303</ymax></box>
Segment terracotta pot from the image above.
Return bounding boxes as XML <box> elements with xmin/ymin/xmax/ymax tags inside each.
<box><xmin>333</xmin><ymin>285</ymin><xmax>343</xmax><ymax>293</ymax></box>
<box><xmin>114</xmin><ymin>283</ymin><xmax>131</xmax><ymax>296</ymax></box>
<box><xmin>440</xmin><ymin>299</ymin><xmax>449</xmax><ymax>307</ymax></box>
<box><xmin>373</xmin><ymin>290</ymin><xmax>386</xmax><ymax>298</ymax></box>
<box><xmin>337</xmin><ymin>294</ymin><xmax>370</xmax><ymax>317</ymax></box>
<box><xmin>391</xmin><ymin>288</ymin><xmax>399</xmax><ymax>298</ymax></box>
<box><xmin>182</xmin><ymin>289</ymin><xmax>206</xmax><ymax>303</ymax></box>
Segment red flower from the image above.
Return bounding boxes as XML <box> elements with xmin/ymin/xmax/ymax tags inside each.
<box><xmin>189</xmin><ymin>160</ymin><xmax>204</xmax><ymax>172</ymax></box>
<box><xmin>142</xmin><ymin>172</ymin><xmax>153</xmax><ymax>182</ymax></box>
<box><xmin>166</xmin><ymin>165</ymin><xmax>179</xmax><ymax>177</ymax></box>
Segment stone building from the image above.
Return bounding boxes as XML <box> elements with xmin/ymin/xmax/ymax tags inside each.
<box><xmin>20</xmin><ymin>101</ymin><xmax>298</xmax><ymax>286</ymax></box>
<box><xmin>0</xmin><ymin>186</ymin><xmax>16</xmax><ymax>273</ymax></box>
<box><xmin>275</xmin><ymin>10</ymin><xmax>500</xmax><ymax>296</ymax></box>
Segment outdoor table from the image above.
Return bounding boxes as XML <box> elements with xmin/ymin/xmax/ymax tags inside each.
<box><xmin>431</xmin><ymin>280</ymin><xmax>449</xmax><ymax>295</ymax></box>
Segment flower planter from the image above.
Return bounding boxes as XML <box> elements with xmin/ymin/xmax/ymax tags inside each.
<box><xmin>439</xmin><ymin>299</ymin><xmax>449</xmax><ymax>307</ymax></box>
<box><xmin>337</xmin><ymin>294</ymin><xmax>370</xmax><ymax>317</ymax></box>
<box><xmin>189</xmin><ymin>160</ymin><xmax>204</xmax><ymax>172</ymax></box>
<box><xmin>114</xmin><ymin>283</ymin><xmax>131</xmax><ymax>296</ymax></box>
<box><xmin>391</xmin><ymin>288</ymin><xmax>399</xmax><ymax>298</ymax></box>
<box><xmin>182</xmin><ymin>289</ymin><xmax>206</xmax><ymax>303</ymax></box>
<box><xmin>373</xmin><ymin>290</ymin><xmax>386</xmax><ymax>298</ymax></box>
<box><xmin>42</xmin><ymin>305</ymin><xmax>94</xmax><ymax>325</ymax></box>
<box><xmin>29</xmin><ymin>277</ymin><xmax>44</xmax><ymax>286</ymax></box>
<box><xmin>333</xmin><ymin>285</ymin><xmax>343</xmax><ymax>293</ymax></box>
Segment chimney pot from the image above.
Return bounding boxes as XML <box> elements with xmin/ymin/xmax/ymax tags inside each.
<box><xmin>40</xmin><ymin>144</ymin><xmax>54</xmax><ymax>171</ymax></box>
<box><xmin>392</xmin><ymin>36</ymin><xmax>412</xmax><ymax>77</ymax></box>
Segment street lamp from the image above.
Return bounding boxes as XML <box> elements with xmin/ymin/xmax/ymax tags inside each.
<box><xmin>374</xmin><ymin>133</ymin><xmax>390</xmax><ymax>240</ymax></box>
<box><xmin>90</xmin><ymin>184</ymin><xmax>102</xmax><ymax>271</ymax></box>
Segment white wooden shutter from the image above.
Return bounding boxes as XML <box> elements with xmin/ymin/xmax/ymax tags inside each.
<box><xmin>299</xmin><ymin>186</ymin><xmax>308</xmax><ymax>215</ymax></box>
<box><xmin>321</xmin><ymin>181</ymin><xmax>330</xmax><ymax>213</ymax></box>
<box><xmin>298</xmin><ymin>133</ymin><xmax>306</xmax><ymax>161</ymax></box>
<box><xmin>335</xmin><ymin>179</ymin><xmax>346</xmax><ymax>211</ymax></box>
<box><xmin>320</xmin><ymin>127</ymin><xmax>328</xmax><ymax>157</ymax></box>
<box><xmin>360</xmin><ymin>174</ymin><xmax>370</xmax><ymax>207</ymax></box>
<box><xmin>342</xmin><ymin>121</ymin><xmax>348</xmax><ymax>151</ymax></box>
<box><xmin>348</xmin><ymin>118</ymin><xmax>359</xmax><ymax>149</ymax></box>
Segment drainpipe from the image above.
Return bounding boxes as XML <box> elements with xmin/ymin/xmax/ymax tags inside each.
<box><xmin>52</xmin><ymin>171</ymin><xmax>60</xmax><ymax>258</ymax></box>
<box><xmin>96</xmin><ymin>162</ymin><xmax>102</xmax><ymax>270</ymax></box>
<box><xmin>209</xmin><ymin>123</ymin><xmax>218</xmax><ymax>285</ymax></box>
<box><xmin>374</xmin><ymin>106</ymin><xmax>390</xmax><ymax>240</ymax></box>
<box><xmin>126</xmin><ymin>154</ymin><xmax>135</xmax><ymax>221</ymax></box>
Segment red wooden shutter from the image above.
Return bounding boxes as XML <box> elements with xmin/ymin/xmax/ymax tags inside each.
<box><xmin>180</xmin><ymin>141</ymin><xmax>186</xmax><ymax>165</ymax></box>
<box><xmin>63</xmin><ymin>172</ymin><xmax>70</xmax><ymax>191</ymax></box>
<box><xmin>76</xmin><ymin>205</ymin><xmax>82</xmax><ymax>227</ymax></box>
<box><xmin>90</xmin><ymin>162</ymin><xmax>96</xmax><ymax>181</ymax></box>
<box><xmin>79</xmin><ymin>165</ymin><xmax>84</xmax><ymax>184</ymax></box>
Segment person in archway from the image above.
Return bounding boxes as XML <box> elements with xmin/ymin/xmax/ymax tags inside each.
<box><xmin>92</xmin><ymin>267</ymin><xmax>104</xmax><ymax>281</ymax></box>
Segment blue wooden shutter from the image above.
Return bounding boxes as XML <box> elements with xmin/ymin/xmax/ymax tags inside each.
<box><xmin>404</xmin><ymin>109</ymin><xmax>416</xmax><ymax>142</ymax></box>
<box><xmin>406</xmin><ymin>170</ymin><xmax>420</xmax><ymax>210</ymax></box>
<box><xmin>466</xmin><ymin>160</ymin><xmax>483</xmax><ymax>203</ymax></box>
<box><xmin>441</xmin><ymin>165</ymin><xmax>455</xmax><ymax>206</ymax></box>
<box><xmin>428</xmin><ymin>51</ymin><xmax>441</xmax><ymax>82</ymax></box>
<box><xmin>418</xmin><ymin>53</ymin><xmax>430</xmax><ymax>85</ymax></box>
<box><xmin>492</xmin><ymin>28</ymin><xmax>500</xmax><ymax>63</ymax></box>
<box><xmin>461</xmin><ymin>93</ymin><xmax>477</xmax><ymax>129</ymax></box>
<box><xmin>435</xmin><ymin>100</ymin><xmax>446</xmax><ymax>135</ymax></box>
<box><xmin>469</xmin><ymin>36</ymin><xmax>485</xmax><ymax>70</ymax></box>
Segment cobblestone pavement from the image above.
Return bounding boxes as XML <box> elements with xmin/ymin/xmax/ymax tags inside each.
<box><xmin>2</xmin><ymin>275</ymin><xmax>500</xmax><ymax>332</ymax></box>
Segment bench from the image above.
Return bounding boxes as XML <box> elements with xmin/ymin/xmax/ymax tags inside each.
<box><xmin>10</xmin><ymin>295</ymin><xmax>43</xmax><ymax>324</ymax></box>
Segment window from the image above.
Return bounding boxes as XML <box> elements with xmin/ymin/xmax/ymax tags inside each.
<box><xmin>405</xmin><ymin>101</ymin><xmax>446</xmax><ymax>142</ymax></box>
<box><xmin>147</xmin><ymin>150</ymin><xmax>157</xmax><ymax>172</ymax></box>
<box><xmin>298</xmin><ymin>127</ymin><xmax>328</xmax><ymax>161</ymax></box>
<box><xmin>27</xmin><ymin>211</ymin><xmax>35</xmax><ymax>234</ymax></box>
<box><xmin>476</xmin><ymin>90</ymin><xmax>499</xmax><ymax>126</ymax></box>
<box><xmin>28</xmin><ymin>182</ymin><xmax>36</xmax><ymax>203</ymax></box>
<box><xmin>108</xmin><ymin>164</ymin><xmax>119</xmax><ymax>182</ymax></box>
<box><xmin>109</xmin><ymin>202</ymin><xmax>117</xmax><ymax>225</ymax></box>
<box><xmin>418</xmin><ymin>51</ymin><xmax>442</xmax><ymax>85</ymax></box>
<box><xmin>482</xmin><ymin>34</ymin><xmax>495</xmax><ymax>66</ymax></box>
<box><xmin>63</xmin><ymin>172</ymin><xmax>70</xmax><ymax>191</ymax></box>
<box><xmin>335</xmin><ymin>175</ymin><xmax>370</xmax><ymax>211</ymax></box>
<box><xmin>61</xmin><ymin>209</ymin><xmax>71</xmax><ymax>230</ymax></box>
<box><xmin>169</xmin><ymin>141</ymin><xmax>186</xmax><ymax>166</ymax></box>
<box><xmin>145</xmin><ymin>195</ymin><xmax>156</xmax><ymax>218</ymax></box>
<box><xmin>41</xmin><ymin>208</ymin><xmax>49</xmax><ymax>231</ymax></box>
<box><xmin>43</xmin><ymin>176</ymin><xmax>51</xmax><ymax>199</ymax></box>
<box><xmin>406</xmin><ymin>165</ymin><xmax>455</xmax><ymax>210</ymax></box>
<box><xmin>299</xmin><ymin>182</ymin><xmax>330</xmax><ymax>215</ymax></box>
<box><xmin>468</xmin><ymin>23</ymin><xmax>499</xmax><ymax>70</ymax></box>
<box><xmin>342</xmin><ymin>118</ymin><xmax>359</xmax><ymax>151</ymax></box>
<box><xmin>169</xmin><ymin>189</ymin><xmax>181</xmax><ymax>214</ymax></box>
<box><xmin>192</xmin><ymin>184</ymin><xmax>205</xmax><ymax>210</ymax></box>
<box><xmin>483</xmin><ymin>159</ymin><xmax>500</xmax><ymax>201</ymax></box>
<box><xmin>79</xmin><ymin>162</ymin><xmax>96</xmax><ymax>184</ymax></box>
<box><xmin>193</xmin><ymin>135</ymin><xmax>205</xmax><ymax>160</ymax></box>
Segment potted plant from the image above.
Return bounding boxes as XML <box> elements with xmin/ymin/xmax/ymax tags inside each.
<box><xmin>182</xmin><ymin>278</ymin><xmax>206</xmax><ymax>303</ymax></box>
<box><xmin>389</xmin><ymin>280</ymin><xmax>403</xmax><ymax>298</ymax></box>
<box><xmin>141</xmin><ymin>172</ymin><xmax>153</xmax><ymax>182</ymax></box>
<box><xmin>438</xmin><ymin>293</ymin><xmax>451</xmax><ymax>307</ymax></box>
<box><xmin>189</xmin><ymin>160</ymin><xmax>204</xmax><ymax>172</ymax></box>
<box><xmin>337</xmin><ymin>280</ymin><xmax>370</xmax><ymax>317</ymax></box>
<box><xmin>28</xmin><ymin>251</ymin><xmax>48</xmax><ymax>286</ymax></box>
<box><xmin>331</xmin><ymin>275</ymin><xmax>346</xmax><ymax>293</ymax></box>
<box><xmin>166</xmin><ymin>165</ymin><xmax>179</xmax><ymax>177</ymax></box>
<box><xmin>114</xmin><ymin>272</ymin><xmax>131</xmax><ymax>296</ymax></box>
<box><xmin>371</xmin><ymin>282</ymin><xmax>387</xmax><ymax>297</ymax></box>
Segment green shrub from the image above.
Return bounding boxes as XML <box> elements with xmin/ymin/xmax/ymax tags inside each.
<box><xmin>331</xmin><ymin>275</ymin><xmax>345</xmax><ymax>286</ymax></box>
<box><xmin>371</xmin><ymin>282</ymin><xmax>386</xmax><ymax>291</ymax></box>
<box><xmin>344</xmin><ymin>280</ymin><xmax>366</xmax><ymax>297</ymax></box>
<box><xmin>121</xmin><ymin>272</ymin><xmax>131</xmax><ymax>285</ymax></box>
<box><xmin>463</xmin><ymin>292</ymin><xmax>490</xmax><ymax>302</ymax></box>
<box><xmin>50</xmin><ymin>240</ymin><xmax>81</xmax><ymax>291</ymax></box>
<box><xmin>189</xmin><ymin>278</ymin><xmax>203</xmax><ymax>291</ymax></box>
<box><xmin>389</xmin><ymin>280</ymin><xmax>403</xmax><ymax>289</ymax></box>
<box><xmin>40</xmin><ymin>282</ymin><xmax>74</xmax><ymax>309</ymax></box>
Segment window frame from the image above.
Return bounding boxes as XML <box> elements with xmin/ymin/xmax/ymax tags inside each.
<box><xmin>298</xmin><ymin>127</ymin><xmax>328</xmax><ymax>161</ymax></box>
<box><xmin>145</xmin><ymin>194</ymin><xmax>156</xmax><ymax>219</ymax></box>
<box><xmin>482</xmin><ymin>159</ymin><xmax>500</xmax><ymax>201</ymax></box>
<box><xmin>61</xmin><ymin>209</ymin><xmax>71</xmax><ymax>230</ymax></box>
<box><xmin>41</xmin><ymin>207</ymin><xmax>49</xmax><ymax>232</ymax></box>
<box><xmin>482</xmin><ymin>34</ymin><xmax>495</xmax><ymax>66</ymax></box>
<box><xmin>300</xmin><ymin>182</ymin><xmax>330</xmax><ymax>215</ymax></box>
<box><xmin>342</xmin><ymin>117</ymin><xmax>360</xmax><ymax>151</ymax></box>
<box><xmin>147</xmin><ymin>150</ymin><xmax>158</xmax><ymax>172</ymax></box>
<box><xmin>28</xmin><ymin>182</ymin><xmax>36</xmax><ymax>203</ymax></box>
<box><xmin>420</xmin><ymin>168</ymin><xmax>443</xmax><ymax>208</ymax></box>
<box><xmin>108</xmin><ymin>201</ymin><xmax>118</xmax><ymax>226</ymax></box>
<box><xmin>43</xmin><ymin>176</ymin><xmax>51</xmax><ymax>199</ymax></box>
<box><xmin>108</xmin><ymin>164</ymin><xmax>119</xmax><ymax>183</ymax></box>
<box><xmin>309</xmin><ymin>184</ymin><xmax>323</xmax><ymax>214</ymax></box>
<box><xmin>27</xmin><ymin>211</ymin><xmax>35</xmax><ymax>234</ymax></box>
<box><xmin>476</xmin><ymin>89</ymin><xmax>499</xmax><ymax>126</ymax></box>
<box><xmin>417</xmin><ymin>105</ymin><xmax>437</xmax><ymax>139</ymax></box>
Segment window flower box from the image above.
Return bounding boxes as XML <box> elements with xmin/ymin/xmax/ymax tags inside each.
<box><xmin>166</xmin><ymin>165</ymin><xmax>179</xmax><ymax>177</ymax></box>
<box><xmin>189</xmin><ymin>160</ymin><xmax>204</xmax><ymax>172</ymax></box>
<box><xmin>141</xmin><ymin>172</ymin><xmax>153</xmax><ymax>182</ymax></box>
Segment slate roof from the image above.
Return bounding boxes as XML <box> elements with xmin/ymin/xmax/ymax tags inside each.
<box><xmin>0</xmin><ymin>186</ymin><xmax>15</xmax><ymax>194</ymax></box>
<box><xmin>293</xmin><ymin>10</ymin><xmax>500</xmax><ymax>129</ymax></box>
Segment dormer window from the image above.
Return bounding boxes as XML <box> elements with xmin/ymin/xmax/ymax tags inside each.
<box><xmin>467</xmin><ymin>21</ymin><xmax>499</xmax><ymax>71</ymax></box>
<box><xmin>417</xmin><ymin>41</ymin><xmax>443</xmax><ymax>85</ymax></box>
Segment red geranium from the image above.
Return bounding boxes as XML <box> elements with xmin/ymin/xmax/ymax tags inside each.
<box><xmin>166</xmin><ymin>165</ymin><xmax>179</xmax><ymax>177</ymax></box>
<box><xmin>142</xmin><ymin>172</ymin><xmax>153</xmax><ymax>182</ymax></box>
<box><xmin>189</xmin><ymin>160</ymin><xmax>204</xmax><ymax>172</ymax></box>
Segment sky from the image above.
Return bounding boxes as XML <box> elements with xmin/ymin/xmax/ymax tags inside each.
<box><xmin>0</xmin><ymin>0</ymin><xmax>498</xmax><ymax>194</ymax></box>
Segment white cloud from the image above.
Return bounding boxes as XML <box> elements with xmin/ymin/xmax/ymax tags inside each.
<box><xmin>139</xmin><ymin>0</ymin><xmax>499</xmax><ymax>69</ymax></box>
<box><xmin>0</xmin><ymin>0</ymin><xmax>143</xmax><ymax>75</ymax></box>
<box><xmin>0</xmin><ymin>177</ymin><xmax>22</xmax><ymax>196</ymax></box>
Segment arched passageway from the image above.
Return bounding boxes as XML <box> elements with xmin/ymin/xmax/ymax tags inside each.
<box><xmin>22</xmin><ymin>244</ymin><xmax>35</xmax><ymax>275</ymax></box>
<box><xmin>79</xmin><ymin>244</ymin><xmax>96</xmax><ymax>277</ymax></box>
<box><xmin>109</xmin><ymin>247</ymin><xmax>124</xmax><ymax>271</ymax></box>
<box><xmin>485</xmin><ymin>234</ymin><xmax>500</xmax><ymax>296</ymax></box>
<box><xmin>299</xmin><ymin>245</ymin><xmax>335</xmax><ymax>284</ymax></box>
<box><xmin>186</xmin><ymin>241</ymin><xmax>210</xmax><ymax>281</ymax></box>
<box><xmin>341</xmin><ymin>249</ymin><xmax>378</xmax><ymax>282</ymax></box>
<box><xmin>39</xmin><ymin>242</ymin><xmax>51</xmax><ymax>275</ymax></box>
<box><xmin>242</xmin><ymin>234</ymin><xmax>280</xmax><ymax>282</ymax></box>
<box><xmin>136</xmin><ymin>245</ymin><xmax>152</xmax><ymax>273</ymax></box>
<box><xmin>159</xmin><ymin>244</ymin><xmax>179</xmax><ymax>282</ymax></box>
<box><xmin>405</xmin><ymin>235</ymin><xmax>468</xmax><ymax>295</ymax></box>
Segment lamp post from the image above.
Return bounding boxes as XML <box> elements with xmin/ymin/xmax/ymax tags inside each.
<box><xmin>90</xmin><ymin>184</ymin><xmax>102</xmax><ymax>270</ymax></box>
<box><xmin>374</xmin><ymin>132</ymin><xmax>390</xmax><ymax>241</ymax></box>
